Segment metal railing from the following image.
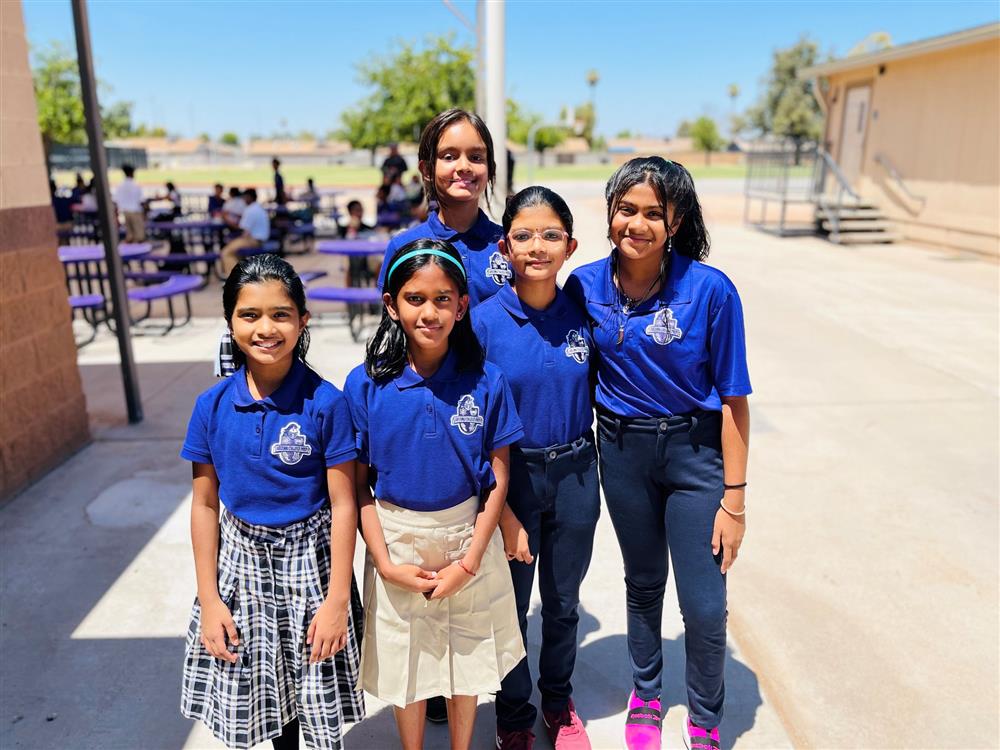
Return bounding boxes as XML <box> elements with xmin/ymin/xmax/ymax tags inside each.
<box><xmin>812</xmin><ymin>148</ymin><xmax>861</xmax><ymax>240</ymax></box>
<box><xmin>874</xmin><ymin>152</ymin><xmax>926</xmax><ymax>209</ymax></box>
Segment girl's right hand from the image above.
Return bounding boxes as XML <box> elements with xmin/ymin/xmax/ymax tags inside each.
<box><xmin>382</xmin><ymin>563</ymin><xmax>440</xmax><ymax>594</ymax></box>
<box><xmin>199</xmin><ymin>596</ymin><xmax>239</xmax><ymax>663</ymax></box>
<box><xmin>499</xmin><ymin>515</ymin><xmax>533</xmax><ymax>564</ymax></box>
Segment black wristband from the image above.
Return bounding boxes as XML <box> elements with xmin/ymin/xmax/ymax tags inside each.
<box><xmin>724</xmin><ymin>482</ymin><xmax>747</xmax><ymax>490</ymax></box>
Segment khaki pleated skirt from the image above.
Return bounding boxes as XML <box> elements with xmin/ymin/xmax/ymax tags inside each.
<box><xmin>360</xmin><ymin>497</ymin><xmax>525</xmax><ymax>707</ymax></box>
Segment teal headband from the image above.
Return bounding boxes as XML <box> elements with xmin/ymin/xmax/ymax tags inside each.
<box><xmin>386</xmin><ymin>248</ymin><xmax>467</xmax><ymax>286</ymax></box>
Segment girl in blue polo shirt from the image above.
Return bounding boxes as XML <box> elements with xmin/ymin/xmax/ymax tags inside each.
<box><xmin>180</xmin><ymin>255</ymin><xmax>364</xmax><ymax>750</ymax></box>
<box><xmin>473</xmin><ymin>187</ymin><xmax>599</xmax><ymax>750</ymax></box>
<box><xmin>565</xmin><ymin>157</ymin><xmax>751</xmax><ymax>750</ymax></box>
<box><xmin>377</xmin><ymin>108</ymin><xmax>513</xmax><ymax>306</ymax></box>
<box><xmin>345</xmin><ymin>238</ymin><xmax>525</xmax><ymax>750</ymax></box>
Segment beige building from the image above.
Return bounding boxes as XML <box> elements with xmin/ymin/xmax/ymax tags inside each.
<box><xmin>801</xmin><ymin>22</ymin><xmax>1000</xmax><ymax>255</ymax></box>
<box><xmin>1</xmin><ymin>2</ymin><xmax>90</xmax><ymax>500</ymax></box>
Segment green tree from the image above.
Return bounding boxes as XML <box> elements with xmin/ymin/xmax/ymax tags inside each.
<box><xmin>848</xmin><ymin>31</ymin><xmax>892</xmax><ymax>56</ymax></box>
<box><xmin>573</xmin><ymin>101</ymin><xmax>596</xmax><ymax>148</ymax></box>
<box><xmin>616</xmin><ymin>129</ymin><xmax>634</xmax><ymax>139</ymax></box>
<box><xmin>676</xmin><ymin>119</ymin><xmax>693</xmax><ymax>138</ymax></box>
<box><xmin>338</xmin><ymin>34</ymin><xmax>475</xmax><ymax>164</ymax></box>
<box><xmin>746</xmin><ymin>36</ymin><xmax>824</xmax><ymax>162</ymax></box>
<box><xmin>506</xmin><ymin>99</ymin><xmax>567</xmax><ymax>165</ymax></box>
<box><xmin>220</xmin><ymin>131</ymin><xmax>240</xmax><ymax>146</ymax></box>
<box><xmin>31</xmin><ymin>42</ymin><xmax>135</xmax><ymax>158</ymax></box>
<box><xmin>690</xmin><ymin>116</ymin><xmax>724</xmax><ymax>165</ymax></box>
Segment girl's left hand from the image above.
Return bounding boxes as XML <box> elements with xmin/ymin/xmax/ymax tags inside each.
<box><xmin>712</xmin><ymin>503</ymin><xmax>746</xmax><ymax>575</ymax></box>
<box><xmin>428</xmin><ymin>561</ymin><xmax>475</xmax><ymax>600</ymax></box>
<box><xmin>307</xmin><ymin>598</ymin><xmax>349</xmax><ymax>663</ymax></box>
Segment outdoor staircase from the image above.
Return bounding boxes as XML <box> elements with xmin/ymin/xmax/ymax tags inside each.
<box><xmin>815</xmin><ymin>196</ymin><xmax>900</xmax><ymax>244</ymax></box>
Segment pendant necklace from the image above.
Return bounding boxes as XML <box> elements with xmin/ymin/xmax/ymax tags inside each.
<box><xmin>616</xmin><ymin>271</ymin><xmax>661</xmax><ymax>345</ymax></box>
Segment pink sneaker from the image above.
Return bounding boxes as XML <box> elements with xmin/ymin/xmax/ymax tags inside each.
<box><xmin>542</xmin><ymin>699</ymin><xmax>591</xmax><ymax>749</ymax></box>
<box><xmin>624</xmin><ymin>690</ymin><xmax>661</xmax><ymax>750</ymax></box>
<box><xmin>682</xmin><ymin>713</ymin><xmax>720</xmax><ymax>750</ymax></box>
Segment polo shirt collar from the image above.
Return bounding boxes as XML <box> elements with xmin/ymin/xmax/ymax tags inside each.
<box><xmin>589</xmin><ymin>251</ymin><xmax>693</xmax><ymax>307</ymax></box>
<box><xmin>230</xmin><ymin>359</ymin><xmax>306</xmax><ymax>409</ymax></box>
<box><xmin>427</xmin><ymin>209</ymin><xmax>493</xmax><ymax>242</ymax></box>
<box><xmin>394</xmin><ymin>349</ymin><xmax>462</xmax><ymax>390</ymax></box>
<box><xmin>497</xmin><ymin>283</ymin><xmax>568</xmax><ymax>321</ymax></box>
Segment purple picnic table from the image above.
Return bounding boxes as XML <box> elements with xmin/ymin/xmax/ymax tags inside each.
<box><xmin>146</xmin><ymin>219</ymin><xmax>226</xmax><ymax>231</ymax></box>
<box><xmin>58</xmin><ymin>243</ymin><xmax>153</xmax><ymax>263</ymax></box>
<box><xmin>316</xmin><ymin>239</ymin><xmax>389</xmax><ymax>256</ymax></box>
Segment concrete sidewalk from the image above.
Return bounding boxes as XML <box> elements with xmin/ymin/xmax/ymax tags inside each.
<box><xmin>2</xmin><ymin>198</ymin><xmax>997</xmax><ymax>748</ymax></box>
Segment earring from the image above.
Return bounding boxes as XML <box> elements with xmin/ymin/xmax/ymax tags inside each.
<box><xmin>667</xmin><ymin>237</ymin><xmax>673</xmax><ymax>254</ymax></box>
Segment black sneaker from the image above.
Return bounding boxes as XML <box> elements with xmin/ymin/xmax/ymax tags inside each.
<box><xmin>425</xmin><ymin>695</ymin><xmax>448</xmax><ymax>724</ymax></box>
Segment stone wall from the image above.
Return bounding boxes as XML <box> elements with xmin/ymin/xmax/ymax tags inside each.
<box><xmin>1</xmin><ymin>1</ymin><xmax>90</xmax><ymax>500</ymax></box>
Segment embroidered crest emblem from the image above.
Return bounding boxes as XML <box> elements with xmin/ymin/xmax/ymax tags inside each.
<box><xmin>270</xmin><ymin>422</ymin><xmax>313</xmax><ymax>465</ymax></box>
<box><xmin>484</xmin><ymin>251</ymin><xmax>513</xmax><ymax>286</ymax></box>
<box><xmin>564</xmin><ymin>329</ymin><xmax>590</xmax><ymax>364</ymax></box>
<box><xmin>645</xmin><ymin>308</ymin><xmax>683</xmax><ymax>345</ymax></box>
<box><xmin>450</xmin><ymin>394</ymin><xmax>485</xmax><ymax>435</ymax></box>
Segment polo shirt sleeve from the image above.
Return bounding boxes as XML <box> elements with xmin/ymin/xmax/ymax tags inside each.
<box><xmin>709</xmin><ymin>289</ymin><xmax>752</xmax><ymax>398</ymax></box>
<box><xmin>563</xmin><ymin>270</ymin><xmax>586</xmax><ymax>309</ymax></box>
<box><xmin>319</xmin><ymin>388</ymin><xmax>358</xmax><ymax>467</ymax></box>
<box><xmin>343</xmin><ymin>369</ymin><xmax>371</xmax><ymax>464</ymax></box>
<box><xmin>484</xmin><ymin>369</ymin><xmax>524</xmax><ymax>451</ymax></box>
<box><xmin>180</xmin><ymin>395</ymin><xmax>212</xmax><ymax>463</ymax></box>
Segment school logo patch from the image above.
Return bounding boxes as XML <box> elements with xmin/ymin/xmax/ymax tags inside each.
<box><xmin>645</xmin><ymin>308</ymin><xmax>683</xmax><ymax>345</ymax></box>
<box><xmin>485</xmin><ymin>251</ymin><xmax>513</xmax><ymax>286</ymax></box>
<box><xmin>270</xmin><ymin>422</ymin><xmax>313</xmax><ymax>465</ymax></box>
<box><xmin>564</xmin><ymin>329</ymin><xmax>590</xmax><ymax>364</ymax></box>
<box><xmin>450</xmin><ymin>394</ymin><xmax>485</xmax><ymax>435</ymax></box>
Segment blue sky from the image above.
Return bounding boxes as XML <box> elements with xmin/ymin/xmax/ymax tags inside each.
<box><xmin>22</xmin><ymin>0</ymin><xmax>999</xmax><ymax>141</ymax></box>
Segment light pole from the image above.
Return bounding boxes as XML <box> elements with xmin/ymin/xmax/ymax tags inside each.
<box><xmin>484</xmin><ymin>0</ymin><xmax>506</xmax><ymax>208</ymax></box>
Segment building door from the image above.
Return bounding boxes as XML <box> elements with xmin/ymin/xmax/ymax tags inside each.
<box><xmin>839</xmin><ymin>84</ymin><xmax>871</xmax><ymax>185</ymax></box>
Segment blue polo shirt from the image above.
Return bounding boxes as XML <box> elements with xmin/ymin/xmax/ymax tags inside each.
<box><xmin>344</xmin><ymin>352</ymin><xmax>524</xmax><ymax>511</ymax></box>
<box><xmin>473</xmin><ymin>285</ymin><xmax>595</xmax><ymax>449</ymax></box>
<box><xmin>377</xmin><ymin>209</ymin><xmax>513</xmax><ymax>306</ymax></box>
<box><xmin>180</xmin><ymin>359</ymin><xmax>357</xmax><ymax>526</ymax></box>
<box><xmin>564</xmin><ymin>252</ymin><xmax>751</xmax><ymax>418</ymax></box>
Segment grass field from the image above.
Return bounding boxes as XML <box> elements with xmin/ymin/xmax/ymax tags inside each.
<box><xmin>54</xmin><ymin>161</ymin><xmax>813</xmax><ymax>191</ymax></box>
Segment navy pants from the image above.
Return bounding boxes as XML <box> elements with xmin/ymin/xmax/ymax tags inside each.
<box><xmin>495</xmin><ymin>433</ymin><xmax>601</xmax><ymax>731</ymax></box>
<box><xmin>597</xmin><ymin>409</ymin><xmax>727</xmax><ymax>729</ymax></box>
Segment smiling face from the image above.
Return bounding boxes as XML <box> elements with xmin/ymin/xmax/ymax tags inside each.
<box><xmin>423</xmin><ymin>119</ymin><xmax>489</xmax><ymax>206</ymax></box>
<box><xmin>500</xmin><ymin>204</ymin><xmax>577</xmax><ymax>284</ymax></box>
<box><xmin>609</xmin><ymin>182</ymin><xmax>678</xmax><ymax>262</ymax></box>
<box><xmin>229</xmin><ymin>280</ymin><xmax>309</xmax><ymax>370</ymax></box>
<box><xmin>385</xmin><ymin>261</ymin><xmax>469</xmax><ymax>357</ymax></box>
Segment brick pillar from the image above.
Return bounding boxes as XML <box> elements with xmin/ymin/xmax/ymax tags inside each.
<box><xmin>1</xmin><ymin>1</ymin><xmax>90</xmax><ymax>501</ymax></box>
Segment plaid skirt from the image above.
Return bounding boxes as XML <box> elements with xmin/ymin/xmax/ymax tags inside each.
<box><xmin>181</xmin><ymin>506</ymin><xmax>364</xmax><ymax>749</ymax></box>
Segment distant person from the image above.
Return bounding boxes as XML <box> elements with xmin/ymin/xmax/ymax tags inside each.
<box><xmin>50</xmin><ymin>180</ymin><xmax>73</xmax><ymax>230</ymax></box>
<box><xmin>207</xmin><ymin>183</ymin><xmax>225</xmax><ymax>217</ymax></box>
<box><xmin>71</xmin><ymin>173</ymin><xmax>85</xmax><ymax>204</ymax></box>
<box><xmin>113</xmin><ymin>164</ymin><xmax>146</xmax><ymax>242</ymax></box>
<box><xmin>153</xmin><ymin>181</ymin><xmax>182</xmax><ymax>218</ymax></box>
<box><xmin>380</xmin><ymin>142</ymin><xmax>407</xmax><ymax>179</ymax></box>
<box><xmin>272</xmin><ymin>158</ymin><xmax>286</xmax><ymax>205</ymax></box>
<box><xmin>221</xmin><ymin>187</ymin><xmax>246</xmax><ymax>229</ymax></box>
<box><xmin>220</xmin><ymin>188</ymin><xmax>270</xmax><ymax>275</ymax></box>
<box><xmin>507</xmin><ymin>149</ymin><xmax>515</xmax><ymax>195</ymax></box>
<box><xmin>387</xmin><ymin>171</ymin><xmax>407</xmax><ymax>207</ymax></box>
<box><xmin>405</xmin><ymin>173</ymin><xmax>424</xmax><ymax>206</ymax></box>
<box><xmin>338</xmin><ymin>199</ymin><xmax>372</xmax><ymax>239</ymax></box>
<box><xmin>79</xmin><ymin>181</ymin><xmax>98</xmax><ymax>212</ymax></box>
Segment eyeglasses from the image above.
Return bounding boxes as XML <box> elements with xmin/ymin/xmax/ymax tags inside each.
<box><xmin>507</xmin><ymin>229</ymin><xmax>569</xmax><ymax>247</ymax></box>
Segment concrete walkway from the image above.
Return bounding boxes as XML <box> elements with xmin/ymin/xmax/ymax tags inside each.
<box><xmin>2</xmin><ymin>187</ymin><xmax>997</xmax><ymax>748</ymax></box>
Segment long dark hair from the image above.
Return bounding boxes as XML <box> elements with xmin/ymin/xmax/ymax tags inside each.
<box><xmin>605</xmin><ymin>156</ymin><xmax>710</xmax><ymax>261</ymax></box>
<box><xmin>366</xmin><ymin>238</ymin><xmax>483</xmax><ymax>381</ymax></box>
<box><xmin>502</xmin><ymin>185</ymin><xmax>574</xmax><ymax>237</ymax></box>
<box><xmin>223</xmin><ymin>254</ymin><xmax>310</xmax><ymax>371</ymax></box>
<box><xmin>418</xmin><ymin>108</ymin><xmax>496</xmax><ymax>208</ymax></box>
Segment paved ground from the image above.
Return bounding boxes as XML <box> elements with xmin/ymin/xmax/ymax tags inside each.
<box><xmin>2</xmin><ymin>180</ymin><xmax>997</xmax><ymax>749</ymax></box>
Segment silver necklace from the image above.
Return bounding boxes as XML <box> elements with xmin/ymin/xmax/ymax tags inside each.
<box><xmin>615</xmin><ymin>272</ymin><xmax>661</xmax><ymax>344</ymax></box>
